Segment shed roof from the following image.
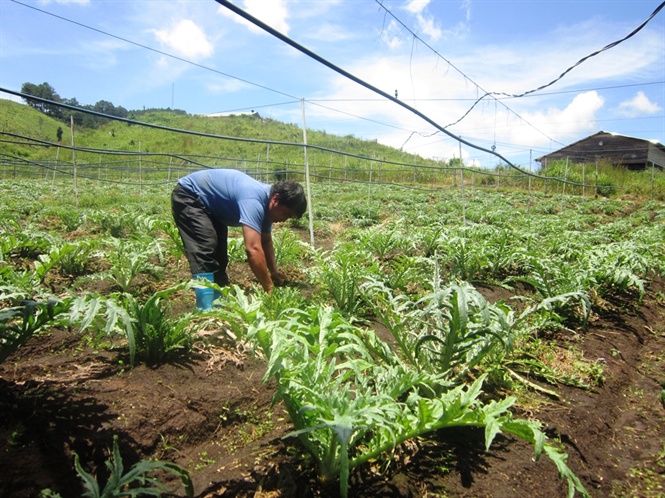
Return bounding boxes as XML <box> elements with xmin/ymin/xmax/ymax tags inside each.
<box><xmin>536</xmin><ymin>131</ymin><xmax>665</xmax><ymax>169</ymax></box>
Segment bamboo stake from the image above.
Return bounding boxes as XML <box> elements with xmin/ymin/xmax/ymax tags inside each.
<box><xmin>301</xmin><ymin>98</ymin><xmax>315</xmax><ymax>248</ymax></box>
<box><xmin>70</xmin><ymin>116</ymin><xmax>78</xmax><ymax>208</ymax></box>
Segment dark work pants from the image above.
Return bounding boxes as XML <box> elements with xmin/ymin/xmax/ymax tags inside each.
<box><xmin>171</xmin><ymin>183</ymin><xmax>229</xmax><ymax>287</ymax></box>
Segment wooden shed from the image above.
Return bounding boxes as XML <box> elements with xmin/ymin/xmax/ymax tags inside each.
<box><xmin>537</xmin><ymin>131</ymin><xmax>665</xmax><ymax>171</ymax></box>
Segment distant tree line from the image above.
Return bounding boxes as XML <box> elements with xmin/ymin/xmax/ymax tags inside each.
<box><xmin>21</xmin><ymin>82</ymin><xmax>129</xmax><ymax>128</ymax></box>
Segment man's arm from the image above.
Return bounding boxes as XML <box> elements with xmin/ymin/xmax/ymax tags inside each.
<box><xmin>242</xmin><ymin>225</ymin><xmax>273</xmax><ymax>293</ymax></box>
<box><xmin>261</xmin><ymin>232</ymin><xmax>279</xmax><ymax>276</ymax></box>
<box><xmin>261</xmin><ymin>232</ymin><xmax>287</xmax><ymax>285</ymax></box>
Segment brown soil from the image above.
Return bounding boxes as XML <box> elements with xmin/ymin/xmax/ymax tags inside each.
<box><xmin>1</xmin><ymin>269</ymin><xmax>664</xmax><ymax>498</ymax></box>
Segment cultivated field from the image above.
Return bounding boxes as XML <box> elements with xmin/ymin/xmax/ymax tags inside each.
<box><xmin>1</xmin><ymin>179</ymin><xmax>664</xmax><ymax>498</ymax></box>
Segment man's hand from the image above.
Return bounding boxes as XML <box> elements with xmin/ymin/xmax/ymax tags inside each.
<box><xmin>271</xmin><ymin>270</ymin><xmax>288</xmax><ymax>286</ymax></box>
<box><xmin>243</xmin><ymin>226</ymin><xmax>272</xmax><ymax>292</ymax></box>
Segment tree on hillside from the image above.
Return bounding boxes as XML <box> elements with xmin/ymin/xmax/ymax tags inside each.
<box><xmin>93</xmin><ymin>100</ymin><xmax>129</xmax><ymax>119</ymax></box>
<box><xmin>21</xmin><ymin>82</ymin><xmax>63</xmax><ymax>120</ymax></box>
<box><xmin>20</xmin><ymin>81</ymin><xmax>129</xmax><ymax>128</ymax></box>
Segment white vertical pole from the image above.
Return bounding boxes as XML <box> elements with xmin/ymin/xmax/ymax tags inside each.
<box><xmin>529</xmin><ymin>149</ymin><xmax>532</xmax><ymax>194</ymax></box>
<box><xmin>139</xmin><ymin>140</ymin><xmax>143</xmax><ymax>194</ymax></box>
<box><xmin>460</xmin><ymin>150</ymin><xmax>466</xmax><ymax>225</ymax></box>
<box><xmin>582</xmin><ymin>163</ymin><xmax>586</xmax><ymax>197</ymax></box>
<box><xmin>266</xmin><ymin>144</ymin><xmax>270</xmax><ymax>178</ymax></box>
<box><xmin>70</xmin><ymin>116</ymin><xmax>78</xmax><ymax>208</ymax></box>
<box><xmin>595</xmin><ymin>158</ymin><xmax>599</xmax><ymax>197</ymax></box>
<box><xmin>368</xmin><ymin>156</ymin><xmax>373</xmax><ymax>204</ymax></box>
<box><xmin>301</xmin><ymin>99</ymin><xmax>315</xmax><ymax>247</ymax></box>
<box><xmin>52</xmin><ymin>147</ymin><xmax>60</xmax><ymax>190</ymax></box>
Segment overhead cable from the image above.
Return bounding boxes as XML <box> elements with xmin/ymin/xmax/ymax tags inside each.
<box><xmin>373</xmin><ymin>0</ymin><xmax>560</xmax><ymax>144</ymax></box>
<box><xmin>499</xmin><ymin>1</ymin><xmax>665</xmax><ymax>99</ymax></box>
<box><xmin>454</xmin><ymin>1</ymin><xmax>665</xmax><ymax>124</ymax></box>
<box><xmin>9</xmin><ymin>0</ymin><xmax>441</xmax><ymax>138</ymax></box>
<box><xmin>214</xmin><ymin>0</ymin><xmax>542</xmax><ymax>178</ymax></box>
<box><xmin>0</xmin><ymin>98</ymin><xmax>461</xmax><ymax>173</ymax></box>
<box><xmin>10</xmin><ymin>0</ymin><xmax>299</xmax><ymax>102</ymax></box>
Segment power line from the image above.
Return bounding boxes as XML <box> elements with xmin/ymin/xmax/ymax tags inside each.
<box><xmin>10</xmin><ymin>0</ymin><xmax>299</xmax><ymax>102</ymax></box>
<box><xmin>0</xmin><ymin>102</ymin><xmax>456</xmax><ymax>172</ymax></box>
<box><xmin>499</xmin><ymin>1</ymin><xmax>665</xmax><ymax>99</ymax></box>
<box><xmin>307</xmin><ymin>80</ymin><xmax>664</xmax><ymax>102</ymax></box>
<box><xmin>1</xmin><ymin>150</ymin><xmax>601</xmax><ymax>192</ymax></box>
<box><xmin>456</xmin><ymin>1</ymin><xmax>665</xmax><ymax>123</ymax></box>
<box><xmin>372</xmin><ymin>0</ymin><xmax>561</xmax><ymax>147</ymax></box>
<box><xmin>8</xmin><ymin>0</ymin><xmax>444</xmax><ymax>148</ymax></box>
<box><xmin>215</xmin><ymin>0</ymin><xmax>546</xmax><ymax>179</ymax></box>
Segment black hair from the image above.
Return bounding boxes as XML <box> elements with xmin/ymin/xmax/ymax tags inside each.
<box><xmin>270</xmin><ymin>181</ymin><xmax>307</xmax><ymax>218</ymax></box>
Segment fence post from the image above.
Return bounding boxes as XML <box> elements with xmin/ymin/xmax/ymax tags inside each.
<box><xmin>70</xmin><ymin>116</ymin><xmax>79</xmax><ymax>208</ymax></box>
<box><xmin>582</xmin><ymin>163</ymin><xmax>586</xmax><ymax>197</ymax></box>
<box><xmin>138</xmin><ymin>140</ymin><xmax>143</xmax><ymax>194</ymax></box>
<box><xmin>595</xmin><ymin>158</ymin><xmax>599</xmax><ymax>197</ymax></box>
<box><xmin>51</xmin><ymin>147</ymin><xmax>60</xmax><ymax>190</ymax></box>
<box><xmin>300</xmin><ymin>98</ymin><xmax>315</xmax><ymax>247</ymax></box>
<box><xmin>529</xmin><ymin>149</ymin><xmax>532</xmax><ymax>195</ymax></box>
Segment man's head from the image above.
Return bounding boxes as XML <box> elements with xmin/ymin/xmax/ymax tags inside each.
<box><xmin>268</xmin><ymin>181</ymin><xmax>307</xmax><ymax>222</ymax></box>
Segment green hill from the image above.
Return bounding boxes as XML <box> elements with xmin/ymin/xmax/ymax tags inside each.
<box><xmin>0</xmin><ymin>98</ymin><xmax>439</xmax><ymax>174</ymax></box>
<box><xmin>3</xmin><ymin>98</ymin><xmax>663</xmax><ymax>199</ymax></box>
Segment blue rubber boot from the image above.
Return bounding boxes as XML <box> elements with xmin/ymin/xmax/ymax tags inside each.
<box><xmin>193</xmin><ymin>272</ymin><xmax>215</xmax><ymax>310</ymax></box>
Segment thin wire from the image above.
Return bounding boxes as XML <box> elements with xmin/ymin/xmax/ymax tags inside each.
<box><xmin>3</xmin><ymin>151</ymin><xmax>599</xmax><ymax>191</ymax></box>
<box><xmin>499</xmin><ymin>1</ymin><xmax>665</xmax><ymax>99</ymax></box>
<box><xmin>373</xmin><ymin>0</ymin><xmax>561</xmax><ymax>145</ymax></box>
<box><xmin>214</xmin><ymin>0</ymin><xmax>543</xmax><ymax>178</ymax></box>
<box><xmin>9</xmin><ymin>0</ymin><xmax>444</xmax><ymax>142</ymax></box>
<box><xmin>374</xmin><ymin>0</ymin><xmax>665</xmax><ymax>136</ymax></box>
<box><xmin>303</xmin><ymin>81</ymin><xmax>665</xmax><ymax>102</ymax></box>
<box><xmin>10</xmin><ymin>0</ymin><xmax>299</xmax><ymax>102</ymax></box>
<box><xmin>459</xmin><ymin>1</ymin><xmax>665</xmax><ymax>121</ymax></box>
<box><xmin>0</xmin><ymin>113</ymin><xmax>458</xmax><ymax>172</ymax></box>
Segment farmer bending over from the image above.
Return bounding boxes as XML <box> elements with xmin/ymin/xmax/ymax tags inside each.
<box><xmin>172</xmin><ymin>168</ymin><xmax>307</xmax><ymax>309</ymax></box>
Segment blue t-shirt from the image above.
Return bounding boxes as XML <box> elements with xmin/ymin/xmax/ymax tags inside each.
<box><xmin>178</xmin><ymin>169</ymin><xmax>272</xmax><ymax>233</ymax></box>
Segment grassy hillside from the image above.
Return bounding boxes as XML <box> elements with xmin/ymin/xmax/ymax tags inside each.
<box><xmin>2</xmin><ymin>98</ymin><xmax>664</xmax><ymax>199</ymax></box>
<box><xmin>0</xmin><ymin>98</ymin><xmax>437</xmax><ymax>171</ymax></box>
<box><xmin>0</xmin><ymin>99</ymin><xmax>64</xmax><ymax>159</ymax></box>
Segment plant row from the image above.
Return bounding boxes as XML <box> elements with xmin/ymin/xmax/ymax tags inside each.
<box><xmin>1</xmin><ymin>180</ymin><xmax>664</xmax><ymax>496</ymax></box>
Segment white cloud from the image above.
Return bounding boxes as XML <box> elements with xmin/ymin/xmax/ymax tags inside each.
<box><xmin>219</xmin><ymin>0</ymin><xmax>290</xmax><ymax>35</ymax></box>
<box><xmin>404</xmin><ymin>0</ymin><xmax>430</xmax><ymax>15</ymax></box>
<box><xmin>541</xmin><ymin>92</ymin><xmax>604</xmax><ymax>132</ymax></box>
<box><xmin>499</xmin><ymin>91</ymin><xmax>605</xmax><ymax>154</ymax></box>
<box><xmin>151</xmin><ymin>20</ymin><xmax>214</xmax><ymax>60</ymax></box>
<box><xmin>308</xmin><ymin>41</ymin><xmax>611</xmax><ymax>162</ymax></box>
<box><xmin>403</xmin><ymin>0</ymin><xmax>442</xmax><ymax>41</ymax></box>
<box><xmin>37</xmin><ymin>0</ymin><xmax>89</xmax><ymax>4</ymax></box>
<box><xmin>618</xmin><ymin>91</ymin><xmax>661</xmax><ymax>117</ymax></box>
<box><xmin>461</xmin><ymin>0</ymin><xmax>472</xmax><ymax>21</ymax></box>
<box><xmin>416</xmin><ymin>14</ymin><xmax>442</xmax><ymax>41</ymax></box>
<box><xmin>245</xmin><ymin>0</ymin><xmax>290</xmax><ymax>33</ymax></box>
<box><xmin>306</xmin><ymin>23</ymin><xmax>356</xmax><ymax>43</ymax></box>
<box><xmin>207</xmin><ymin>79</ymin><xmax>254</xmax><ymax>94</ymax></box>
<box><xmin>379</xmin><ymin>20</ymin><xmax>403</xmax><ymax>50</ymax></box>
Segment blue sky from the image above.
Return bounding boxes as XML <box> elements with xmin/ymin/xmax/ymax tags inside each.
<box><xmin>1</xmin><ymin>0</ymin><xmax>663</xmax><ymax>169</ymax></box>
